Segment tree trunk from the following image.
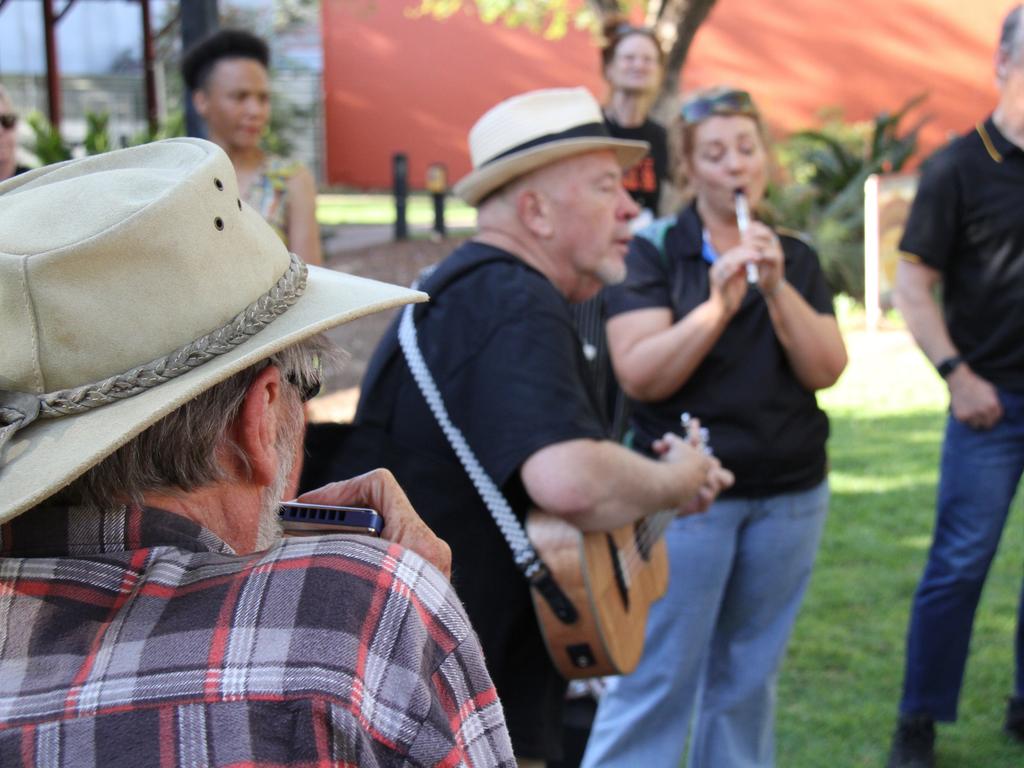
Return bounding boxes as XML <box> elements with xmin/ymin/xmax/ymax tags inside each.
<box><xmin>655</xmin><ymin>0</ymin><xmax>718</xmax><ymax>107</ymax></box>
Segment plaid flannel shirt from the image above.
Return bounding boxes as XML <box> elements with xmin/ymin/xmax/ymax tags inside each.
<box><xmin>0</xmin><ymin>503</ymin><xmax>514</xmax><ymax>767</ymax></box>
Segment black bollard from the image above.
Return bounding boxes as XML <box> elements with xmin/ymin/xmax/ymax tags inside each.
<box><xmin>393</xmin><ymin>152</ymin><xmax>408</xmax><ymax>241</ymax></box>
<box><xmin>432</xmin><ymin>194</ymin><xmax>446</xmax><ymax>239</ymax></box>
<box><xmin>426</xmin><ymin>162</ymin><xmax>448</xmax><ymax>239</ymax></box>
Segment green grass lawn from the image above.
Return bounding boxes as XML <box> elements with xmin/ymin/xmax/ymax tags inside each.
<box><xmin>777</xmin><ymin>329</ymin><xmax>1024</xmax><ymax>766</ymax></box>
<box><xmin>317</xmin><ymin>192</ymin><xmax>476</xmax><ymax>228</ymax></box>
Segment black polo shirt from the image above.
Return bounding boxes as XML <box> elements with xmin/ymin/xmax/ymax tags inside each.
<box><xmin>605</xmin><ymin>204</ymin><xmax>835</xmax><ymax>497</ymax></box>
<box><xmin>900</xmin><ymin>117</ymin><xmax>1024</xmax><ymax>391</ymax></box>
<box><xmin>605</xmin><ymin>117</ymin><xmax>668</xmax><ymax>215</ymax></box>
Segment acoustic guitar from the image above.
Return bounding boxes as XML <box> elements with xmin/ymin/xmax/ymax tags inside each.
<box><xmin>527</xmin><ymin>416</ymin><xmax>709</xmax><ymax>680</ymax></box>
<box><xmin>526</xmin><ymin>506</ymin><xmax>675</xmax><ymax>679</ymax></box>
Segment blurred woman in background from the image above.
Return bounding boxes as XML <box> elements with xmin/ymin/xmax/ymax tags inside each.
<box><xmin>181</xmin><ymin>29</ymin><xmax>322</xmax><ymax>265</ymax></box>
<box><xmin>600</xmin><ymin>17</ymin><xmax>669</xmax><ymax>221</ymax></box>
<box><xmin>581</xmin><ymin>86</ymin><xmax>847</xmax><ymax>768</ymax></box>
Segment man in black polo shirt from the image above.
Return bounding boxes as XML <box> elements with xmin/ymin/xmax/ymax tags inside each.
<box><xmin>887</xmin><ymin>6</ymin><xmax>1024</xmax><ymax>767</ymax></box>
<box><xmin>351</xmin><ymin>87</ymin><xmax>732</xmax><ymax>766</ymax></box>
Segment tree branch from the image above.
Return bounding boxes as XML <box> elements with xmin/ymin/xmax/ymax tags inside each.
<box><xmin>660</xmin><ymin>0</ymin><xmax>717</xmax><ymax>95</ymax></box>
<box><xmin>586</xmin><ymin>0</ymin><xmax>627</xmax><ymax>15</ymax></box>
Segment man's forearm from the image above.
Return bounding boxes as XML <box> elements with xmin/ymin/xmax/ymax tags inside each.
<box><xmin>521</xmin><ymin>439</ymin><xmax>710</xmax><ymax>532</ymax></box>
<box><xmin>894</xmin><ymin>260</ymin><xmax>1004</xmax><ymax>426</ymax></box>
<box><xmin>894</xmin><ymin>260</ymin><xmax>957</xmax><ymax>365</ymax></box>
<box><xmin>764</xmin><ymin>282</ymin><xmax>847</xmax><ymax>390</ymax></box>
<box><xmin>900</xmin><ymin>292</ymin><xmax>957</xmax><ymax>364</ymax></box>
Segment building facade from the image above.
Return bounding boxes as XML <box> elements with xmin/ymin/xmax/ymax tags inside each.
<box><xmin>321</xmin><ymin>0</ymin><xmax>1007</xmax><ymax>190</ymax></box>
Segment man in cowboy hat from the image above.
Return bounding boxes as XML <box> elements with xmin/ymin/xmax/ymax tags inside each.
<box><xmin>345</xmin><ymin>87</ymin><xmax>733</xmax><ymax>765</ymax></box>
<box><xmin>0</xmin><ymin>139</ymin><xmax>514</xmax><ymax>766</ymax></box>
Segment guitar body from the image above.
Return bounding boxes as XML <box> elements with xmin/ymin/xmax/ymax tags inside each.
<box><xmin>526</xmin><ymin>509</ymin><xmax>669</xmax><ymax>679</ymax></box>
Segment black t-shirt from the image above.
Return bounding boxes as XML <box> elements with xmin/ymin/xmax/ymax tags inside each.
<box><xmin>355</xmin><ymin>241</ymin><xmax>605</xmax><ymax>759</ymax></box>
<box><xmin>899</xmin><ymin>117</ymin><xmax>1024</xmax><ymax>391</ymax></box>
<box><xmin>605</xmin><ymin>117</ymin><xmax>668</xmax><ymax>215</ymax></box>
<box><xmin>605</xmin><ymin>204</ymin><xmax>835</xmax><ymax>497</ymax></box>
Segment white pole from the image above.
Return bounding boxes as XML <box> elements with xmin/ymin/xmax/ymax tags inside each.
<box><xmin>864</xmin><ymin>174</ymin><xmax>880</xmax><ymax>332</ymax></box>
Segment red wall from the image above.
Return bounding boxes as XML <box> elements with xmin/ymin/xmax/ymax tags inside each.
<box><xmin>321</xmin><ymin>0</ymin><xmax>1006</xmax><ymax>189</ymax></box>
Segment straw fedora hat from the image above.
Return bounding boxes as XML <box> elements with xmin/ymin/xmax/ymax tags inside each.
<box><xmin>453</xmin><ymin>87</ymin><xmax>649</xmax><ymax>206</ymax></box>
<box><xmin>0</xmin><ymin>138</ymin><xmax>423</xmax><ymax>523</ymax></box>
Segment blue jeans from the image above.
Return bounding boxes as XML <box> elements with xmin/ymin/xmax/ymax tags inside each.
<box><xmin>581</xmin><ymin>480</ymin><xmax>829</xmax><ymax>768</ymax></box>
<box><xmin>900</xmin><ymin>389</ymin><xmax>1024</xmax><ymax>720</ymax></box>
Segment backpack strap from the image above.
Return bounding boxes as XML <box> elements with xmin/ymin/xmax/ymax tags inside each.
<box><xmin>633</xmin><ymin>215</ymin><xmax>678</xmax><ymax>268</ymax></box>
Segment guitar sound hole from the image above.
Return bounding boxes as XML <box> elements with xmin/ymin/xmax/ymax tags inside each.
<box><xmin>635</xmin><ymin>519</ymin><xmax>653</xmax><ymax>561</ymax></box>
<box><xmin>606</xmin><ymin>533</ymin><xmax>630</xmax><ymax>609</ymax></box>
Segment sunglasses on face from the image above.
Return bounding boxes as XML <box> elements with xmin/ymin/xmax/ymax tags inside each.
<box><xmin>283</xmin><ymin>353</ymin><xmax>324</xmax><ymax>403</ymax></box>
<box><xmin>0</xmin><ymin>113</ymin><xmax>17</xmax><ymax>131</ymax></box>
<box><xmin>679</xmin><ymin>90</ymin><xmax>757</xmax><ymax>124</ymax></box>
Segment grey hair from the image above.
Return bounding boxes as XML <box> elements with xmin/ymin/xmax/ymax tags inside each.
<box><xmin>1001</xmin><ymin>4</ymin><xmax>1024</xmax><ymax>60</ymax></box>
<box><xmin>55</xmin><ymin>334</ymin><xmax>333</xmax><ymax>510</ymax></box>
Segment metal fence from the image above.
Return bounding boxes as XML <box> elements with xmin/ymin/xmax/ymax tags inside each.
<box><xmin>271</xmin><ymin>70</ymin><xmax>324</xmax><ymax>183</ymax></box>
<box><xmin>1</xmin><ymin>69</ymin><xmax>325</xmax><ymax>182</ymax></box>
<box><xmin>4</xmin><ymin>72</ymin><xmax>151</xmax><ymax>150</ymax></box>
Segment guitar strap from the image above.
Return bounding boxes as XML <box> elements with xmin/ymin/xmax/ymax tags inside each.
<box><xmin>397</xmin><ymin>266</ymin><xmax>579</xmax><ymax>625</ymax></box>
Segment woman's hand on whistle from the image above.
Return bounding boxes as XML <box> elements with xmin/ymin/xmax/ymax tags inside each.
<box><xmin>743</xmin><ymin>222</ymin><xmax>785</xmax><ymax>296</ymax></box>
<box><xmin>709</xmin><ymin>248</ymin><xmax>752</xmax><ymax>318</ymax></box>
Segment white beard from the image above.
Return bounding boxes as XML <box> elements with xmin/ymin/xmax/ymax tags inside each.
<box><xmin>252</xmin><ymin>399</ymin><xmax>302</xmax><ymax>552</ymax></box>
<box><xmin>253</xmin><ymin>468</ymin><xmax>288</xmax><ymax>551</ymax></box>
<box><xmin>597</xmin><ymin>258</ymin><xmax>628</xmax><ymax>286</ymax></box>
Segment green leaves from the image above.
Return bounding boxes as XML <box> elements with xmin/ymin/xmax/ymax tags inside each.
<box><xmin>407</xmin><ymin>0</ymin><xmax>628</xmax><ymax>39</ymax></box>
<box><xmin>24</xmin><ymin>109</ymin><xmax>189</xmax><ymax>169</ymax></box>
<box><xmin>407</xmin><ymin>0</ymin><xmax>575</xmax><ymax>38</ymax></box>
<box><xmin>767</xmin><ymin>93</ymin><xmax>930</xmax><ymax>300</ymax></box>
<box><xmin>83</xmin><ymin>112</ymin><xmax>111</xmax><ymax>156</ymax></box>
<box><xmin>25</xmin><ymin>111</ymin><xmax>71</xmax><ymax>165</ymax></box>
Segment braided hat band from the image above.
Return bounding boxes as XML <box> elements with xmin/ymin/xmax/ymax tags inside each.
<box><xmin>0</xmin><ymin>138</ymin><xmax>424</xmax><ymax>524</ymax></box>
<box><xmin>0</xmin><ymin>253</ymin><xmax>308</xmax><ymax>460</ymax></box>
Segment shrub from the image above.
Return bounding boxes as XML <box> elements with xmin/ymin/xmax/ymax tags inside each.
<box><xmin>767</xmin><ymin>95</ymin><xmax>928</xmax><ymax>301</ymax></box>
<box><xmin>25</xmin><ymin>111</ymin><xmax>71</xmax><ymax>165</ymax></box>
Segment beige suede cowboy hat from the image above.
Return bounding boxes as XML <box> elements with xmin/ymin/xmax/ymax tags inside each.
<box><xmin>0</xmin><ymin>138</ymin><xmax>424</xmax><ymax>523</ymax></box>
<box><xmin>453</xmin><ymin>87</ymin><xmax>650</xmax><ymax>206</ymax></box>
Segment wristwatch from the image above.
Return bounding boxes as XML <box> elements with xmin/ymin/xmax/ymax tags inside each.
<box><xmin>936</xmin><ymin>355</ymin><xmax>963</xmax><ymax>379</ymax></box>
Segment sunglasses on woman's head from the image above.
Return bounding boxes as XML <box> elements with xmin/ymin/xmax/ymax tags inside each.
<box><xmin>0</xmin><ymin>114</ymin><xmax>17</xmax><ymax>131</ymax></box>
<box><xmin>615</xmin><ymin>23</ymin><xmax>655</xmax><ymax>37</ymax></box>
<box><xmin>679</xmin><ymin>90</ymin><xmax>757</xmax><ymax>124</ymax></box>
<box><xmin>610</xmin><ymin>23</ymin><xmax>661</xmax><ymax>49</ymax></box>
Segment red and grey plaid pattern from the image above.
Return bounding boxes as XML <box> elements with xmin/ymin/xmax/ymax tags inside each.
<box><xmin>0</xmin><ymin>503</ymin><xmax>514</xmax><ymax>767</ymax></box>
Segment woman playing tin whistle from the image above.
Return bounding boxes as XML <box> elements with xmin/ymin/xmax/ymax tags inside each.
<box><xmin>581</xmin><ymin>86</ymin><xmax>847</xmax><ymax>768</ymax></box>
